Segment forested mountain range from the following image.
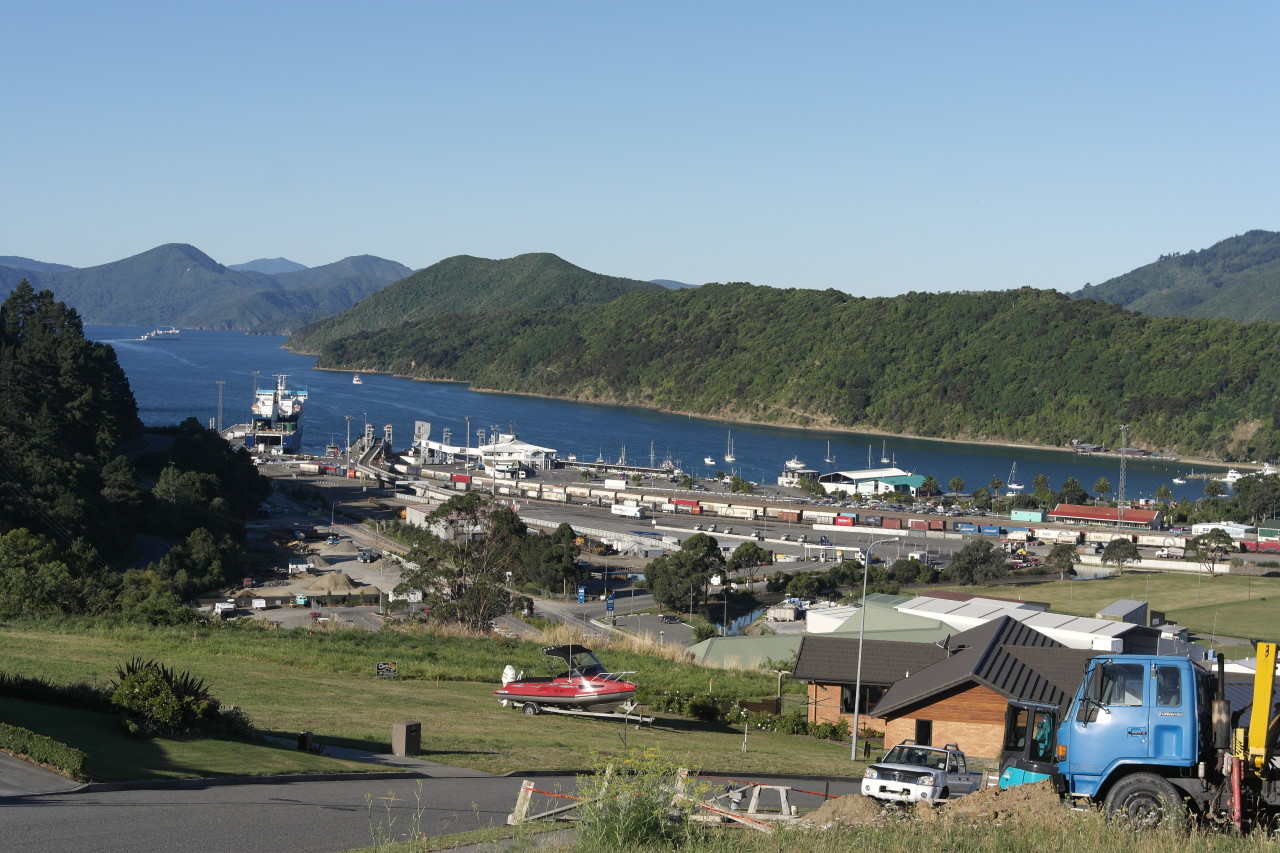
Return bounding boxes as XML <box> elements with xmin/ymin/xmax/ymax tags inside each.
<box><xmin>1072</xmin><ymin>230</ymin><xmax>1280</xmax><ymax>321</ymax></box>
<box><xmin>0</xmin><ymin>244</ymin><xmax>412</xmax><ymax>333</ymax></box>
<box><xmin>297</xmin><ymin>283</ymin><xmax>1280</xmax><ymax>462</ymax></box>
<box><xmin>289</xmin><ymin>252</ymin><xmax>664</xmax><ymax>351</ymax></box>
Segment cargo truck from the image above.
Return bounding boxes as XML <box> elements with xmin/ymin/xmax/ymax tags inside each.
<box><xmin>999</xmin><ymin>643</ymin><xmax>1280</xmax><ymax>831</ymax></box>
<box><xmin>610</xmin><ymin>504</ymin><xmax>645</xmax><ymax>519</ymax></box>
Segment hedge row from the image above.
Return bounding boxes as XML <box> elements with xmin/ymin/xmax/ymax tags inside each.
<box><xmin>0</xmin><ymin>722</ymin><xmax>86</xmax><ymax>780</ymax></box>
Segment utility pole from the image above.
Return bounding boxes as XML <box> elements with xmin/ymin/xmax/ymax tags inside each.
<box><xmin>1117</xmin><ymin>424</ymin><xmax>1129</xmax><ymax>530</ymax></box>
<box><xmin>215</xmin><ymin>380</ymin><xmax>225</xmax><ymax>432</ymax></box>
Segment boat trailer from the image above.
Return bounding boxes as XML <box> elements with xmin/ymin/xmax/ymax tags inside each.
<box><xmin>506</xmin><ymin>698</ymin><xmax>654</xmax><ymax>725</ymax></box>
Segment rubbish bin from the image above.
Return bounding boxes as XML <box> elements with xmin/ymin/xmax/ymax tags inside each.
<box><xmin>298</xmin><ymin>731</ymin><xmax>313</xmax><ymax>752</ymax></box>
<box><xmin>392</xmin><ymin>721</ymin><xmax>421</xmax><ymax>757</ymax></box>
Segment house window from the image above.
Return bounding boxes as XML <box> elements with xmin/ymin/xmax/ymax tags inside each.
<box><xmin>840</xmin><ymin>684</ymin><xmax>886</xmax><ymax>714</ymax></box>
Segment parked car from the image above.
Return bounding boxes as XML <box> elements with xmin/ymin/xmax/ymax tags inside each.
<box><xmin>862</xmin><ymin>741</ymin><xmax>983</xmax><ymax>804</ymax></box>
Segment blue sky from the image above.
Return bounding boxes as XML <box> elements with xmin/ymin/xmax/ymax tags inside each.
<box><xmin>4</xmin><ymin>1</ymin><xmax>1277</xmax><ymax>297</ymax></box>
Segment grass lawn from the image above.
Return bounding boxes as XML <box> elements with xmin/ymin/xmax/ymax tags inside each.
<box><xmin>0</xmin><ymin>622</ymin><xmax>865</xmax><ymax>781</ymax></box>
<box><xmin>0</xmin><ymin>696</ymin><xmax>377</xmax><ymax>781</ymax></box>
<box><xmin>936</xmin><ymin>570</ymin><xmax>1280</xmax><ymax>650</ymax></box>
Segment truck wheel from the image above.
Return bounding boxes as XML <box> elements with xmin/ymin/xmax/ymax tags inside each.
<box><xmin>1103</xmin><ymin>773</ymin><xmax>1186</xmax><ymax>829</ymax></box>
<box><xmin>522</xmin><ymin>702</ymin><xmax>541</xmax><ymax>716</ymax></box>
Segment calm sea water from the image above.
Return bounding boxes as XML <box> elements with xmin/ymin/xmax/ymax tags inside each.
<box><xmin>89</xmin><ymin>326</ymin><xmax>1228</xmax><ymax>504</ymax></box>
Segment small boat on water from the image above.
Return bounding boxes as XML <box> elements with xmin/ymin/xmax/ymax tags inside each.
<box><xmin>824</xmin><ymin>441</ymin><xmax>836</xmax><ymax>465</ymax></box>
<box><xmin>1172</xmin><ymin>475</ymin><xmax>1187</xmax><ymax>485</ymax></box>
<box><xmin>1006</xmin><ymin>462</ymin><xmax>1025</xmax><ymax>491</ymax></box>
<box><xmin>704</xmin><ymin>455</ymin><xmax>716</xmax><ymax>466</ymax></box>
<box><xmin>880</xmin><ymin>440</ymin><xmax>889</xmax><ymax>464</ymax></box>
<box><xmin>723</xmin><ymin>431</ymin><xmax>736</xmax><ymax>463</ymax></box>
<box><xmin>352</xmin><ymin>374</ymin><xmax>363</xmax><ymax>384</ymax></box>
<box><xmin>784</xmin><ymin>455</ymin><xmax>806</xmax><ymax>471</ymax></box>
<box><xmin>495</xmin><ymin>645</ymin><xmax>637</xmax><ymax>715</ymax></box>
<box><xmin>139</xmin><ymin>326</ymin><xmax>180</xmax><ymax>341</ymax></box>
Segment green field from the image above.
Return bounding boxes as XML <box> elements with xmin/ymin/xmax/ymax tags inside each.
<box><xmin>0</xmin><ymin>620</ymin><xmax>857</xmax><ymax>782</ymax></box>
<box><xmin>940</xmin><ymin>570</ymin><xmax>1280</xmax><ymax>651</ymax></box>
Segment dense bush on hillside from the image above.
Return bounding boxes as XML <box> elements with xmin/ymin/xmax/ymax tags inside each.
<box><xmin>303</xmin><ymin>284</ymin><xmax>1280</xmax><ymax>461</ymax></box>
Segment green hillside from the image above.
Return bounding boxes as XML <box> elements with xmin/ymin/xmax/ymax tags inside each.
<box><xmin>1072</xmin><ymin>230</ymin><xmax>1280</xmax><ymax>321</ymax></box>
<box><xmin>287</xmin><ymin>252</ymin><xmax>663</xmax><ymax>351</ymax></box>
<box><xmin>0</xmin><ymin>244</ymin><xmax>410</xmax><ymax>332</ymax></box>
<box><xmin>306</xmin><ymin>283</ymin><xmax>1280</xmax><ymax>462</ymax></box>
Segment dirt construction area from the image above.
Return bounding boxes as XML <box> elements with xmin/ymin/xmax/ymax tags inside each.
<box><xmin>803</xmin><ymin>780</ymin><xmax>1075</xmax><ymax>830</ymax></box>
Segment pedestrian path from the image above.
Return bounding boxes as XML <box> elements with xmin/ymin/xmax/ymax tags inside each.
<box><xmin>0</xmin><ymin>750</ymin><xmax>82</xmax><ymax>798</ymax></box>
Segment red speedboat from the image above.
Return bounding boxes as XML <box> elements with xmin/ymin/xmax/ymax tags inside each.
<box><xmin>495</xmin><ymin>645</ymin><xmax>637</xmax><ymax>715</ymax></box>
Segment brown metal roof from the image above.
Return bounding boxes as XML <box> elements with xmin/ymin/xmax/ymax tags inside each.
<box><xmin>868</xmin><ymin>616</ymin><xmax>1100</xmax><ymax>718</ymax></box>
<box><xmin>792</xmin><ymin>635</ymin><xmax>950</xmax><ymax>686</ymax></box>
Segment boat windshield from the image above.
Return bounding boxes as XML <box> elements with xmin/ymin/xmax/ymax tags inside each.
<box><xmin>569</xmin><ymin>650</ymin><xmax>607</xmax><ymax>676</ymax></box>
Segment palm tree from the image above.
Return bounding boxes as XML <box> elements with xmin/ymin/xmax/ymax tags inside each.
<box><xmin>1032</xmin><ymin>473</ymin><xmax>1050</xmax><ymax>491</ymax></box>
<box><xmin>1094</xmin><ymin>477</ymin><xmax>1112</xmax><ymax>503</ymax></box>
<box><xmin>919</xmin><ymin>475</ymin><xmax>940</xmax><ymax>496</ymax></box>
<box><xmin>1154</xmin><ymin>483</ymin><xmax>1172</xmax><ymax>504</ymax></box>
<box><xmin>948</xmin><ymin>476</ymin><xmax>965</xmax><ymax>494</ymax></box>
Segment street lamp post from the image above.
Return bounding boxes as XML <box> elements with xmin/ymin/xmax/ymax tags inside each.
<box><xmin>851</xmin><ymin>537</ymin><xmax>896</xmax><ymax>761</ymax></box>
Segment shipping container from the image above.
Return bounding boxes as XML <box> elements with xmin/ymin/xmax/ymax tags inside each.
<box><xmin>450</xmin><ymin>473</ymin><xmax>472</xmax><ymax>483</ymax></box>
<box><xmin>1136</xmin><ymin>534</ymin><xmax>1178</xmax><ymax>547</ymax></box>
<box><xmin>833</xmin><ymin>516</ymin><xmax>854</xmax><ymax>527</ymax></box>
<box><xmin>299</xmin><ymin>462</ymin><xmax>321</xmax><ymax>474</ymax></box>
<box><xmin>806</xmin><ymin>511</ymin><xmax>837</xmax><ymax>524</ymax></box>
<box><xmin>980</xmin><ymin>525</ymin><xmax>1003</xmax><ymax>536</ymax></box>
<box><xmin>775</xmin><ymin>510</ymin><xmax>802</xmax><ymax>523</ymax></box>
<box><xmin>346</xmin><ymin>469</ymin><xmax>359</xmax><ymax>478</ymax></box>
<box><xmin>604</xmin><ymin>478</ymin><xmax>628</xmax><ymax>491</ymax></box>
<box><xmin>881</xmin><ymin>517</ymin><xmax>903</xmax><ymax>529</ymax></box>
<box><xmin>908</xmin><ymin>519</ymin><xmax>930</xmax><ymax>530</ymax></box>
<box><xmin>671</xmin><ymin>498</ymin><xmax>700</xmax><ymax>507</ymax></box>
<box><xmin>1084</xmin><ymin>531</ymin><xmax>1132</xmax><ymax>544</ymax></box>
<box><xmin>1010</xmin><ymin>509</ymin><xmax>1046</xmax><ymax>523</ymax></box>
<box><xmin>1258</xmin><ymin>527</ymin><xmax>1280</xmax><ymax>542</ymax></box>
<box><xmin>952</xmin><ymin>522</ymin><xmax>979</xmax><ymax>533</ymax></box>
<box><xmin>1242</xmin><ymin>539</ymin><xmax>1280</xmax><ymax>553</ymax></box>
<box><xmin>928</xmin><ymin>520</ymin><xmax>945</xmax><ymax>531</ymax></box>
<box><xmin>863</xmin><ymin>515</ymin><xmax>883</xmax><ymax>526</ymax></box>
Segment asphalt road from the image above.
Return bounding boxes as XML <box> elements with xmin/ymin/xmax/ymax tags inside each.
<box><xmin>0</xmin><ymin>768</ymin><xmax>864</xmax><ymax>853</ymax></box>
<box><xmin>2</xmin><ymin>773</ymin><xmax>540</xmax><ymax>853</ymax></box>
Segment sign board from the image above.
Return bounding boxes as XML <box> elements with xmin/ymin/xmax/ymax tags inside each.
<box><xmin>577</xmin><ymin>586</ymin><xmax>586</xmax><ymax>604</ymax></box>
<box><xmin>606</xmin><ymin>595</ymin><xmax>615</xmax><ymax>613</ymax></box>
<box><xmin>376</xmin><ymin>661</ymin><xmax>398</xmax><ymax>679</ymax></box>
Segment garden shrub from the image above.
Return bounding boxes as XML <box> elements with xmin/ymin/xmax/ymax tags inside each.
<box><xmin>108</xmin><ymin>657</ymin><xmax>229</xmax><ymax>737</ymax></box>
<box><xmin>0</xmin><ymin>722</ymin><xmax>86</xmax><ymax>780</ymax></box>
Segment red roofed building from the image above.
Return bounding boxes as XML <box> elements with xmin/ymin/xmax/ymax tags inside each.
<box><xmin>1047</xmin><ymin>503</ymin><xmax>1160</xmax><ymax>530</ymax></box>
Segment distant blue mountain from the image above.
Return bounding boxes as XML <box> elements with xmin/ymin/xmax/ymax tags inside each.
<box><xmin>229</xmin><ymin>257</ymin><xmax>309</xmax><ymax>274</ymax></box>
<box><xmin>0</xmin><ymin>256</ymin><xmax>77</xmax><ymax>273</ymax></box>
<box><xmin>0</xmin><ymin>243</ymin><xmax>412</xmax><ymax>333</ymax></box>
<box><xmin>651</xmin><ymin>279</ymin><xmax>698</xmax><ymax>289</ymax></box>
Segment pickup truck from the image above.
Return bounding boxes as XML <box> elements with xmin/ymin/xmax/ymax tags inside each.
<box><xmin>861</xmin><ymin>741</ymin><xmax>984</xmax><ymax>804</ymax></box>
